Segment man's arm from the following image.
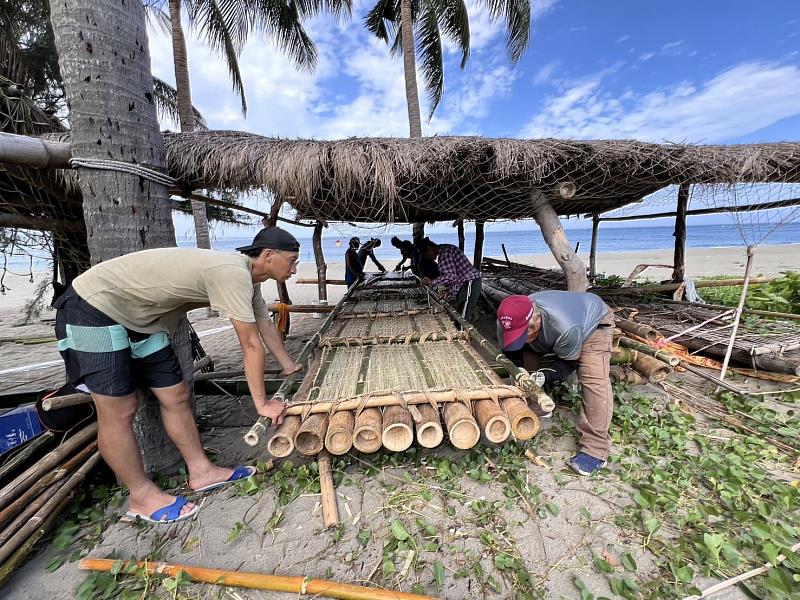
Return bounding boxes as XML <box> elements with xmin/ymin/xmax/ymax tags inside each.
<box><xmin>256</xmin><ymin>318</ymin><xmax>303</xmax><ymax>375</ymax></box>
<box><xmin>231</xmin><ymin>319</ymin><xmax>286</xmax><ymax>424</ymax></box>
<box><xmin>367</xmin><ymin>251</ymin><xmax>386</xmax><ymax>272</ymax></box>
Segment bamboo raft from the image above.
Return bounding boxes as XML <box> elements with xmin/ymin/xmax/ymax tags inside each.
<box><xmin>246</xmin><ymin>274</ymin><xmax>547</xmax><ymax>456</ymax></box>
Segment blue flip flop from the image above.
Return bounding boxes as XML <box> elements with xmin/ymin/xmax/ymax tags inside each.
<box><xmin>125</xmin><ymin>496</ymin><xmax>199</xmax><ymax>524</ymax></box>
<box><xmin>193</xmin><ymin>465</ymin><xmax>257</xmax><ymax>493</ymax></box>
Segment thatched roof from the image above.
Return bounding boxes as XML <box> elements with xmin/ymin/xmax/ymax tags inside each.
<box><xmin>163</xmin><ymin>131</ymin><xmax>800</xmax><ymax>223</ymax></box>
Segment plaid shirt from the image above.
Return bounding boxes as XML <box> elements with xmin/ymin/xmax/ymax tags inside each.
<box><xmin>431</xmin><ymin>244</ymin><xmax>481</xmax><ymax>297</ymax></box>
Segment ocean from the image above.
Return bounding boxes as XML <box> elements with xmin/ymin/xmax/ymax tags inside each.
<box><xmin>4</xmin><ymin>222</ymin><xmax>799</xmax><ymax>271</ymax></box>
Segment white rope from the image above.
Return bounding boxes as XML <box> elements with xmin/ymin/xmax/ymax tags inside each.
<box><xmin>69</xmin><ymin>158</ymin><xmax>178</xmax><ymax>187</ymax></box>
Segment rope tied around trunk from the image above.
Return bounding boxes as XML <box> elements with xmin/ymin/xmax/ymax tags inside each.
<box><xmin>69</xmin><ymin>158</ymin><xmax>178</xmax><ymax>187</ymax></box>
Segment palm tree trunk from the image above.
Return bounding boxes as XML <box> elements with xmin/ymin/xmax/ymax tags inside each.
<box><xmin>400</xmin><ymin>0</ymin><xmax>422</xmax><ymax>138</ymax></box>
<box><xmin>168</xmin><ymin>0</ymin><xmax>213</xmax><ymax>255</ymax></box>
<box><xmin>50</xmin><ymin>0</ymin><xmax>190</xmax><ymax>474</ymax></box>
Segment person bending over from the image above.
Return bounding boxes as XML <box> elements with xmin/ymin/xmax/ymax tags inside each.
<box><xmin>54</xmin><ymin>227</ymin><xmax>302</xmax><ymax>523</ymax></box>
<box><xmin>497</xmin><ymin>291</ymin><xmax>615</xmax><ymax>476</ymax></box>
<box><xmin>391</xmin><ymin>236</ymin><xmax>414</xmax><ymax>272</ymax></box>
<box><xmin>421</xmin><ymin>239</ymin><xmax>482</xmax><ymax>321</ymax></box>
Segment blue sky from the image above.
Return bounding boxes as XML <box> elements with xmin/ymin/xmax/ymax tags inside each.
<box><xmin>146</xmin><ymin>0</ymin><xmax>800</xmax><ymax>240</ymax></box>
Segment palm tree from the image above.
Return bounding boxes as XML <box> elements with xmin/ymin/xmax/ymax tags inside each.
<box><xmin>146</xmin><ymin>0</ymin><xmax>351</xmax><ymax>253</ymax></box>
<box><xmin>365</xmin><ymin>0</ymin><xmax>530</xmax><ymax>130</ymax></box>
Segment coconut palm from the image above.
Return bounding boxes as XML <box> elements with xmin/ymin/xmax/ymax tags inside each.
<box><xmin>145</xmin><ymin>0</ymin><xmax>351</xmax><ymax>252</ymax></box>
<box><xmin>365</xmin><ymin>0</ymin><xmax>530</xmax><ymax>127</ymax></box>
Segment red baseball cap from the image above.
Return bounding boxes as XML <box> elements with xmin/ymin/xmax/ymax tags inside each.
<box><xmin>497</xmin><ymin>295</ymin><xmax>535</xmax><ymax>351</ymax></box>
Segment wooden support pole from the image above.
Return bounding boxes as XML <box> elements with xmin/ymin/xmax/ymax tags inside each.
<box><xmin>296</xmin><ymin>278</ymin><xmax>348</xmax><ymax>286</ymax></box>
<box><xmin>318</xmin><ymin>451</ymin><xmax>339</xmax><ymax>528</ymax></box>
<box><xmin>473</xmin><ymin>220</ymin><xmax>485</xmax><ymax>269</ymax></box>
<box><xmin>597</xmin><ymin>196</ymin><xmax>800</xmax><ymax>222</ymax></box>
<box><xmin>589</xmin><ymin>214</ymin><xmax>600</xmax><ymax>280</ymax></box>
<box><xmin>457</xmin><ymin>219</ymin><xmax>465</xmax><ymax>251</ymax></box>
<box><xmin>531</xmin><ymin>192</ymin><xmax>588</xmax><ymax>292</ymax></box>
<box><xmin>0</xmin><ymin>132</ymin><xmax>71</xmax><ymax>168</ymax></box>
<box><xmin>313</xmin><ymin>221</ymin><xmax>328</xmax><ymax>303</ymax></box>
<box><xmin>672</xmin><ymin>183</ymin><xmax>690</xmax><ymax>282</ymax></box>
<box><xmin>413</xmin><ymin>223</ymin><xmax>425</xmax><ymax>243</ymax></box>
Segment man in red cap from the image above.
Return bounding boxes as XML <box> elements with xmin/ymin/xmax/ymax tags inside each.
<box><xmin>497</xmin><ymin>291</ymin><xmax>615</xmax><ymax>475</ymax></box>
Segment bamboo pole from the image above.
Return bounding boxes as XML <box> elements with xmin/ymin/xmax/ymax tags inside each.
<box><xmin>245</xmin><ymin>283</ymin><xmax>358</xmax><ymax>447</ymax></box>
<box><xmin>473</xmin><ymin>400</ymin><xmax>511</xmax><ymax>443</ymax></box>
<box><xmin>0</xmin><ymin>495</ymin><xmax>71</xmax><ymax>585</ymax></box>
<box><xmin>319</xmin><ymin>331</ymin><xmax>468</xmax><ymax>348</ymax></box>
<box><xmin>267</xmin><ymin>303</ymin><xmax>334</xmax><ymax>313</ymax></box>
<box><xmin>611</xmin><ymin>347</ymin><xmax>637</xmax><ymax>365</ymax></box>
<box><xmin>663</xmin><ymin>298</ymin><xmax>800</xmax><ymax>321</ymax></box>
<box><xmin>266</xmin><ymin>416</ymin><xmax>302</xmax><ymax>458</ymax></box>
<box><xmin>631</xmin><ymin>353</ymin><xmax>672</xmax><ymax>382</ymax></box>
<box><xmin>0</xmin><ymin>440</ymin><xmax>97</xmax><ymax>527</ymax></box>
<box><xmin>609</xmin><ymin>366</ymin><xmax>646</xmax><ymax>385</ymax></box>
<box><xmin>78</xmin><ymin>558</ymin><xmax>439</xmax><ymax>600</ymax></box>
<box><xmin>0</xmin><ymin>431</ymin><xmax>54</xmax><ymax>482</ymax></box>
<box><xmin>0</xmin><ymin>422</ymin><xmax>97</xmax><ymax>511</ymax></box>
<box><xmin>325</xmin><ymin>411</ymin><xmax>355</xmax><ymax>456</ymax></box>
<box><xmin>0</xmin><ymin>452</ymin><xmax>100</xmax><ymax>563</ymax></box>
<box><xmin>318</xmin><ymin>451</ymin><xmax>339</xmax><ymax>528</ymax></box>
<box><xmin>294</xmin><ymin>414</ymin><xmax>329</xmax><ymax>456</ymax></box>
<box><xmin>719</xmin><ymin>246</ymin><xmax>755</xmax><ymax>382</ymax></box>
<box><xmin>353</xmin><ymin>408</ymin><xmax>383</xmax><ymax>453</ymax></box>
<box><xmin>442</xmin><ymin>403</ymin><xmax>480</xmax><ymax>450</ymax></box>
<box><xmin>413</xmin><ymin>404</ymin><xmax>443</xmax><ymax>448</ymax></box>
<box><xmin>594</xmin><ymin>277</ymin><xmax>773</xmax><ymax>296</ymax></box>
<box><xmin>619</xmin><ymin>338</ymin><xmax>681</xmax><ymax>366</ymax></box>
<box><xmin>382</xmin><ymin>406</ymin><xmax>414</xmax><ymax>452</ymax></box>
<box><xmin>194</xmin><ymin>367</ymin><xmax>282</xmax><ymax>381</ymax></box>
<box><xmin>615</xmin><ymin>320</ymin><xmax>659</xmax><ymax>341</ymax></box>
<box><xmin>296</xmin><ymin>278</ymin><xmax>348</xmax><ymax>286</ymax></box>
<box><xmin>589</xmin><ymin>214</ymin><xmax>599</xmax><ymax>280</ymax></box>
<box><xmin>502</xmin><ymin>398</ymin><xmax>540</xmax><ymax>440</ymax></box>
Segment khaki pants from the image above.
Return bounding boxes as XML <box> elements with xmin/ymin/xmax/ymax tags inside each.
<box><xmin>575</xmin><ymin>310</ymin><xmax>615</xmax><ymax>460</ymax></box>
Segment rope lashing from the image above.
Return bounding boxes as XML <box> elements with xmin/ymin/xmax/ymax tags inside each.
<box><xmin>69</xmin><ymin>158</ymin><xmax>178</xmax><ymax>187</ymax></box>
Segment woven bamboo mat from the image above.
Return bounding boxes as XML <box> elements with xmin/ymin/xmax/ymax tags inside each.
<box><xmin>325</xmin><ymin>312</ymin><xmax>457</xmax><ymax>340</ymax></box>
<box><xmin>339</xmin><ymin>298</ymin><xmax>431</xmax><ymax>315</ymax></box>
<box><xmin>301</xmin><ymin>340</ymin><xmax>498</xmax><ymax>402</ymax></box>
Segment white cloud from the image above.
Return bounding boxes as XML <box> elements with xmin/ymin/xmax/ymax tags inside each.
<box><xmin>520</xmin><ymin>61</ymin><xmax>800</xmax><ymax>143</ymax></box>
<box><xmin>639</xmin><ymin>52</ymin><xmax>655</xmax><ymax>61</ymax></box>
<box><xmin>616</xmin><ymin>35</ymin><xmax>630</xmax><ymax>43</ymax></box>
<box><xmin>532</xmin><ymin>0</ymin><xmax>560</xmax><ymax>19</ymax></box>
<box><xmin>533</xmin><ymin>60</ymin><xmax>561</xmax><ymax>85</ymax></box>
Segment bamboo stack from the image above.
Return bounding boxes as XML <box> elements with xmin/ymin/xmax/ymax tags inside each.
<box><xmin>0</xmin><ymin>422</ymin><xmax>100</xmax><ymax>582</ymax></box>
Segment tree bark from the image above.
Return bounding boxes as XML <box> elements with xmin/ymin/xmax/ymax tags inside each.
<box><xmin>589</xmin><ymin>213</ymin><xmax>599</xmax><ymax>281</ymax></box>
<box><xmin>400</xmin><ymin>0</ymin><xmax>422</xmax><ymax>139</ymax></box>
<box><xmin>312</xmin><ymin>221</ymin><xmax>327</xmax><ymax>302</ymax></box>
<box><xmin>672</xmin><ymin>183</ymin><xmax>690</xmax><ymax>282</ymax></box>
<box><xmin>168</xmin><ymin>0</ymin><xmax>213</xmax><ymax>254</ymax></box>
<box><xmin>456</xmin><ymin>219</ymin><xmax>465</xmax><ymax>251</ymax></box>
<box><xmin>531</xmin><ymin>191</ymin><xmax>588</xmax><ymax>292</ymax></box>
<box><xmin>50</xmin><ymin>0</ymin><xmax>188</xmax><ymax>474</ymax></box>
<box><xmin>473</xmin><ymin>220</ymin><xmax>484</xmax><ymax>269</ymax></box>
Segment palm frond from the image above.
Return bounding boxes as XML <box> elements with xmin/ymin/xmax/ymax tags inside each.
<box><xmin>143</xmin><ymin>1</ymin><xmax>173</xmax><ymax>35</ymax></box>
<box><xmin>152</xmin><ymin>77</ymin><xmax>207</xmax><ymax>129</ymax></box>
<box><xmin>485</xmin><ymin>0</ymin><xmax>529</xmax><ymax>63</ymax></box>
<box><xmin>247</xmin><ymin>0</ymin><xmax>318</xmax><ymax>71</ymax></box>
<box><xmin>364</xmin><ymin>0</ymin><xmax>398</xmax><ymax>42</ymax></box>
<box><xmin>433</xmin><ymin>0</ymin><xmax>469</xmax><ymax>68</ymax></box>
<box><xmin>415</xmin><ymin>0</ymin><xmax>444</xmax><ymax>119</ymax></box>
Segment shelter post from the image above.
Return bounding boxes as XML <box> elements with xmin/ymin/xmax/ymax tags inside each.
<box><xmin>413</xmin><ymin>223</ymin><xmax>425</xmax><ymax>243</ymax></box>
<box><xmin>267</xmin><ymin>199</ymin><xmax>292</xmax><ymax>332</ymax></box>
<box><xmin>589</xmin><ymin>213</ymin><xmax>600</xmax><ymax>280</ymax></box>
<box><xmin>312</xmin><ymin>221</ymin><xmax>327</xmax><ymax>303</ymax></box>
<box><xmin>672</xmin><ymin>183</ymin><xmax>690</xmax><ymax>282</ymax></box>
<box><xmin>531</xmin><ymin>191</ymin><xmax>588</xmax><ymax>292</ymax></box>
<box><xmin>473</xmin><ymin>221</ymin><xmax>485</xmax><ymax>269</ymax></box>
<box><xmin>456</xmin><ymin>219</ymin><xmax>465</xmax><ymax>251</ymax></box>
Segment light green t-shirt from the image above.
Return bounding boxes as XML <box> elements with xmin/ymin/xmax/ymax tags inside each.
<box><xmin>72</xmin><ymin>248</ymin><xmax>270</xmax><ymax>333</ymax></box>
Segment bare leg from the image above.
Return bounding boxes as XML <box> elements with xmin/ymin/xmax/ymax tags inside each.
<box><xmin>92</xmin><ymin>393</ymin><xmax>195</xmax><ymax>518</ymax></box>
<box><xmin>150</xmin><ymin>382</ymin><xmax>234</xmax><ymax>490</ymax></box>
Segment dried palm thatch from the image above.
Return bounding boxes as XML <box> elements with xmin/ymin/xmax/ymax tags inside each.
<box><xmin>163</xmin><ymin>131</ymin><xmax>800</xmax><ymax>223</ymax></box>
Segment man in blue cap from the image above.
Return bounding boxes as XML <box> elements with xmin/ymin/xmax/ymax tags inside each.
<box><xmin>54</xmin><ymin>227</ymin><xmax>302</xmax><ymax>523</ymax></box>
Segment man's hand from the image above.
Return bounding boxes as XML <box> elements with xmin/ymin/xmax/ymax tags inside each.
<box><xmin>256</xmin><ymin>398</ymin><xmax>287</xmax><ymax>426</ymax></box>
<box><xmin>438</xmin><ymin>288</ymin><xmax>450</xmax><ymax>300</ymax></box>
<box><xmin>281</xmin><ymin>362</ymin><xmax>304</xmax><ymax>376</ymax></box>
<box><xmin>421</xmin><ymin>277</ymin><xmax>431</xmax><ymax>286</ymax></box>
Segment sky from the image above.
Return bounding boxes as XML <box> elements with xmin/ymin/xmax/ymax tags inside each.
<box><xmin>144</xmin><ymin>0</ymin><xmax>800</xmax><ymax>241</ymax></box>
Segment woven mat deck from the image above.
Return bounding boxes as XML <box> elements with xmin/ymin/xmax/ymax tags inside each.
<box><xmin>325</xmin><ymin>312</ymin><xmax>458</xmax><ymax>340</ymax></box>
<box><xmin>339</xmin><ymin>298</ymin><xmax>432</xmax><ymax>314</ymax></box>
<box><xmin>300</xmin><ymin>340</ymin><xmax>500</xmax><ymax>403</ymax></box>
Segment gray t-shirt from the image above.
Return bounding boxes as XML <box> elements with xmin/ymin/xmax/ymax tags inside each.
<box><xmin>520</xmin><ymin>291</ymin><xmax>609</xmax><ymax>361</ymax></box>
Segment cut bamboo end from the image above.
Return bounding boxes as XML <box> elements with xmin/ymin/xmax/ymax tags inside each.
<box><xmin>474</xmin><ymin>400</ymin><xmax>511</xmax><ymax>443</ymax></box>
<box><xmin>294</xmin><ymin>414</ymin><xmax>329</xmax><ymax>456</ymax></box>
<box><xmin>442</xmin><ymin>402</ymin><xmax>480</xmax><ymax>450</ymax></box>
<box><xmin>503</xmin><ymin>397</ymin><xmax>540</xmax><ymax>440</ymax></box>
<box><xmin>632</xmin><ymin>352</ymin><xmax>671</xmax><ymax>382</ymax></box>
<box><xmin>266</xmin><ymin>415</ymin><xmax>301</xmax><ymax>458</ymax></box>
<box><xmin>325</xmin><ymin>411</ymin><xmax>355</xmax><ymax>456</ymax></box>
<box><xmin>413</xmin><ymin>404</ymin><xmax>443</xmax><ymax>448</ymax></box>
<box><xmin>353</xmin><ymin>408</ymin><xmax>383</xmax><ymax>453</ymax></box>
<box><xmin>381</xmin><ymin>406</ymin><xmax>413</xmax><ymax>452</ymax></box>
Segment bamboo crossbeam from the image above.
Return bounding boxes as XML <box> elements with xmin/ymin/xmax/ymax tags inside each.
<box><xmin>267</xmin><ymin>303</ymin><xmax>334</xmax><ymax>313</ymax></box>
<box><xmin>0</xmin><ymin>422</ymin><xmax>97</xmax><ymax>511</ymax></box>
<box><xmin>318</xmin><ymin>331</ymin><xmax>468</xmax><ymax>347</ymax></box>
<box><xmin>284</xmin><ymin>387</ymin><xmax>524</xmax><ymax>416</ymax></box>
<box><xmin>78</xmin><ymin>558</ymin><xmax>439</xmax><ymax>599</ymax></box>
<box><xmin>619</xmin><ymin>338</ymin><xmax>681</xmax><ymax>366</ymax></box>
<box><xmin>297</xmin><ymin>278</ymin><xmax>348</xmax><ymax>285</ymax></box>
<box><xmin>597</xmin><ymin>196</ymin><xmax>800</xmax><ymax>222</ymax></box>
<box><xmin>245</xmin><ymin>283</ymin><xmax>358</xmax><ymax>447</ymax></box>
<box><xmin>615</xmin><ymin>320</ymin><xmax>659</xmax><ymax>341</ymax></box>
<box><xmin>194</xmin><ymin>368</ymin><xmax>282</xmax><ymax>381</ymax></box>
